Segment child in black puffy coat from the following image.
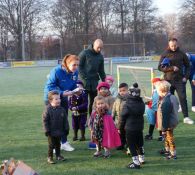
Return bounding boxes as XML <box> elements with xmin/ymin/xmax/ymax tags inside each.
<box><xmin>120</xmin><ymin>83</ymin><xmax>145</xmax><ymax>169</ymax></box>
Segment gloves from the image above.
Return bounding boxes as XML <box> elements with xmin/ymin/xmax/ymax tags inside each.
<box><xmin>45</xmin><ymin>131</ymin><xmax>50</xmax><ymax>137</ymax></box>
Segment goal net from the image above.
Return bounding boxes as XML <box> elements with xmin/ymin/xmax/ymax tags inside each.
<box><xmin>117</xmin><ymin>65</ymin><xmax>158</xmax><ymax>98</ymax></box>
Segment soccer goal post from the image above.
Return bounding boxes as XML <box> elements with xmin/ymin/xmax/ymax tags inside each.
<box><xmin>117</xmin><ymin>65</ymin><xmax>156</xmax><ymax>98</ymax></box>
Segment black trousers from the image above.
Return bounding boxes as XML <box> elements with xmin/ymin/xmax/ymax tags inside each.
<box><xmin>86</xmin><ymin>90</ymin><xmax>97</xmax><ymax>115</ymax></box>
<box><xmin>119</xmin><ymin>129</ymin><xmax>126</xmax><ymax>146</ymax></box>
<box><xmin>126</xmin><ymin>130</ymin><xmax>144</xmax><ymax>157</ymax></box>
<box><xmin>48</xmin><ymin>136</ymin><xmax>61</xmax><ymax>158</ymax></box>
<box><xmin>168</xmin><ymin>80</ymin><xmax>188</xmax><ymax>118</ymax></box>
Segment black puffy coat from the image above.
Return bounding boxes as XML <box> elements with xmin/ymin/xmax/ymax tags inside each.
<box><xmin>119</xmin><ymin>95</ymin><xmax>145</xmax><ymax>131</ymax></box>
<box><xmin>42</xmin><ymin>104</ymin><xmax>69</xmax><ymax>137</ymax></box>
<box><xmin>158</xmin><ymin>48</ymin><xmax>190</xmax><ymax>81</ymax></box>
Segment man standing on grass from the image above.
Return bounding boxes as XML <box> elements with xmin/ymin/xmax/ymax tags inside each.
<box><xmin>79</xmin><ymin>39</ymin><xmax>106</xmax><ymax>115</ymax></box>
<box><xmin>158</xmin><ymin>37</ymin><xmax>194</xmax><ymax>124</ymax></box>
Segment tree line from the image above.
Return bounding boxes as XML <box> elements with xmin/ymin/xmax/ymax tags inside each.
<box><xmin>0</xmin><ymin>0</ymin><xmax>194</xmax><ymax>61</ymax></box>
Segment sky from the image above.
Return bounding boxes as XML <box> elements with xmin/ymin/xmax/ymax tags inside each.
<box><xmin>154</xmin><ymin>0</ymin><xmax>184</xmax><ymax>15</ymax></box>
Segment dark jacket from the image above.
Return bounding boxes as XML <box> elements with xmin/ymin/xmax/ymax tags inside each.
<box><xmin>119</xmin><ymin>95</ymin><xmax>145</xmax><ymax>131</ymax></box>
<box><xmin>112</xmin><ymin>94</ymin><xmax>127</xmax><ymax>129</ymax></box>
<box><xmin>42</xmin><ymin>104</ymin><xmax>69</xmax><ymax>137</ymax></box>
<box><xmin>78</xmin><ymin>44</ymin><xmax>106</xmax><ymax>91</ymax></box>
<box><xmin>157</xmin><ymin>93</ymin><xmax>179</xmax><ymax>131</ymax></box>
<box><xmin>188</xmin><ymin>54</ymin><xmax>195</xmax><ymax>81</ymax></box>
<box><xmin>158</xmin><ymin>48</ymin><xmax>190</xmax><ymax>81</ymax></box>
<box><xmin>68</xmin><ymin>90</ymin><xmax>88</xmax><ymax>114</ymax></box>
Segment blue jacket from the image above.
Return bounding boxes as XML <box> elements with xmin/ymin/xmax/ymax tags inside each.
<box><xmin>189</xmin><ymin>54</ymin><xmax>195</xmax><ymax>81</ymax></box>
<box><xmin>44</xmin><ymin>65</ymin><xmax>78</xmax><ymax>101</ymax></box>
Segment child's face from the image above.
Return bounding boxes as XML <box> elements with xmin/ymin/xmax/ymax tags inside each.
<box><xmin>106</xmin><ymin>79</ymin><xmax>113</xmax><ymax>87</ymax></box>
<box><xmin>157</xmin><ymin>89</ymin><xmax>167</xmax><ymax>97</ymax></box>
<box><xmin>50</xmin><ymin>94</ymin><xmax>61</xmax><ymax>107</ymax></box>
<box><xmin>96</xmin><ymin>99</ymin><xmax>106</xmax><ymax>109</ymax></box>
<box><xmin>119</xmin><ymin>87</ymin><xmax>128</xmax><ymax>96</ymax></box>
<box><xmin>99</xmin><ymin>87</ymin><xmax>109</xmax><ymax>96</ymax></box>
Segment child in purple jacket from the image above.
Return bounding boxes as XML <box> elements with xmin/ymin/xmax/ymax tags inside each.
<box><xmin>69</xmin><ymin>80</ymin><xmax>88</xmax><ymax>141</ymax></box>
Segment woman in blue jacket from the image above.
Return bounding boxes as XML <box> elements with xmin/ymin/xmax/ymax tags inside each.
<box><xmin>44</xmin><ymin>54</ymin><xmax>79</xmax><ymax>151</ymax></box>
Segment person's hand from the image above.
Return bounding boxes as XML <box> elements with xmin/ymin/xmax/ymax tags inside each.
<box><xmin>72</xmin><ymin>107</ymin><xmax>77</xmax><ymax>111</ymax></box>
<box><xmin>118</xmin><ymin>130</ymin><xmax>120</xmax><ymax>134</ymax></box>
<box><xmin>182</xmin><ymin>77</ymin><xmax>187</xmax><ymax>83</ymax></box>
<box><xmin>45</xmin><ymin>131</ymin><xmax>50</xmax><ymax>137</ymax></box>
<box><xmin>63</xmin><ymin>90</ymin><xmax>73</xmax><ymax>96</ymax></box>
<box><xmin>192</xmin><ymin>80</ymin><xmax>195</xmax><ymax>86</ymax></box>
<box><xmin>173</xmin><ymin>66</ymin><xmax>179</xmax><ymax>72</ymax></box>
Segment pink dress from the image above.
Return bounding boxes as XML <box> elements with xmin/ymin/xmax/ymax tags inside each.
<box><xmin>102</xmin><ymin>115</ymin><xmax>121</xmax><ymax>148</ymax></box>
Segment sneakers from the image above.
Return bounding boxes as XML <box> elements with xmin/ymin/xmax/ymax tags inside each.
<box><xmin>56</xmin><ymin>155</ymin><xmax>66</xmax><ymax>161</ymax></box>
<box><xmin>145</xmin><ymin>134</ymin><xmax>153</xmax><ymax>141</ymax></box>
<box><xmin>103</xmin><ymin>151</ymin><xmax>111</xmax><ymax>158</ymax></box>
<box><xmin>72</xmin><ymin>137</ymin><xmax>78</xmax><ymax>141</ymax></box>
<box><xmin>93</xmin><ymin>151</ymin><xmax>102</xmax><ymax>157</ymax></box>
<box><xmin>47</xmin><ymin>157</ymin><xmax>55</xmax><ymax>164</ymax></box>
<box><xmin>159</xmin><ymin>149</ymin><xmax>170</xmax><ymax>155</ymax></box>
<box><xmin>183</xmin><ymin>117</ymin><xmax>194</xmax><ymax>125</ymax></box>
<box><xmin>166</xmin><ymin>154</ymin><xmax>177</xmax><ymax>160</ymax></box>
<box><xmin>192</xmin><ymin>106</ymin><xmax>195</xmax><ymax>112</ymax></box>
<box><xmin>127</xmin><ymin>162</ymin><xmax>140</xmax><ymax>169</ymax></box>
<box><xmin>61</xmin><ymin>142</ymin><xmax>75</xmax><ymax>151</ymax></box>
<box><xmin>88</xmin><ymin>142</ymin><xmax>96</xmax><ymax>149</ymax></box>
<box><xmin>138</xmin><ymin>155</ymin><xmax>145</xmax><ymax>164</ymax></box>
<box><xmin>79</xmin><ymin>137</ymin><xmax>86</xmax><ymax>141</ymax></box>
<box><xmin>157</xmin><ymin>136</ymin><xmax>164</xmax><ymax>141</ymax></box>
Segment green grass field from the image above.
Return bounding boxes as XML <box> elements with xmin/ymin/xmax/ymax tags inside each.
<box><xmin>0</xmin><ymin>63</ymin><xmax>195</xmax><ymax>175</ymax></box>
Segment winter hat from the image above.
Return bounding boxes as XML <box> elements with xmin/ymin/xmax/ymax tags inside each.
<box><xmin>97</xmin><ymin>82</ymin><xmax>110</xmax><ymax>91</ymax></box>
<box><xmin>161</xmin><ymin>58</ymin><xmax>171</xmax><ymax>68</ymax></box>
<box><xmin>129</xmin><ymin>83</ymin><xmax>141</xmax><ymax>97</ymax></box>
<box><xmin>105</xmin><ymin>75</ymin><xmax>114</xmax><ymax>82</ymax></box>
<box><xmin>151</xmin><ymin>77</ymin><xmax>161</xmax><ymax>84</ymax></box>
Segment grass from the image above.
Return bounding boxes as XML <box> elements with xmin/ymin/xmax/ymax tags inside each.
<box><xmin>0</xmin><ymin>64</ymin><xmax>195</xmax><ymax>175</ymax></box>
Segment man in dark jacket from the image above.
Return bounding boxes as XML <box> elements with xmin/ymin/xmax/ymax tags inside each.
<box><xmin>158</xmin><ymin>38</ymin><xmax>194</xmax><ymax>125</ymax></box>
<box><xmin>79</xmin><ymin>39</ymin><xmax>106</xmax><ymax>115</ymax></box>
<box><xmin>120</xmin><ymin>83</ymin><xmax>145</xmax><ymax>169</ymax></box>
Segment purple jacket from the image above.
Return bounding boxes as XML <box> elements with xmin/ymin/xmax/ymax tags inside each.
<box><xmin>69</xmin><ymin>90</ymin><xmax>88</xmax><ymax>114</ymax></box>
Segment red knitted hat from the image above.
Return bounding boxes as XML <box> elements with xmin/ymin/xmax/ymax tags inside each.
<box><xmin>151</xmin><ymin>78</ymin><xmax>161</xmax><ymax>84</ymax></box>
<box><xmin>97</xmin><ymin>82</ymin><xmax>110</xmax><ymax>91</ymax></box>
<box><xmin>105</xmin><ymin>75</ymin><xmax>114</xmax><ymax>82</ymax></box>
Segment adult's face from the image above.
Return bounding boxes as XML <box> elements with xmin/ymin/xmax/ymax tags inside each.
<box><xmin>169</xmin><ymin>41</ymin><xmax>178</xmax><ymax>52</ymax></box>
<box><xmin>93</xmin><ymin>40</ymin><xmax>103</xmax><ymax>53</ymax></box>
<box><xmin>67</xmin><ymin>60</ymin><xmax>79</xmax><ymax>73</ymax></box>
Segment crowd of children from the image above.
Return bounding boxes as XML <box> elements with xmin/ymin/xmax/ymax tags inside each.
<box><xmin>42</xmin><ymin>74</ymin><xmax>180</xmax><ymax>169</ymax></box>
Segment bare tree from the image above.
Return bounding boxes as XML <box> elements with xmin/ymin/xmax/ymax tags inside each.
<box><xmin>0</xmin><ymin>0</ymin><xmax>47</xmax><ymax>60</ymax></box>
<box><xmin>178</xmin><ymin>0</ymin><xmax>195</xmax><ymax>51</ymax></box>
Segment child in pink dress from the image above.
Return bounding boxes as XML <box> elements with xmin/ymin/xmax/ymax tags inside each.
<box><xmin>89</xmin><ymin>96</ymin><xmax>121</xmax><ymax>158</ymax></box>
